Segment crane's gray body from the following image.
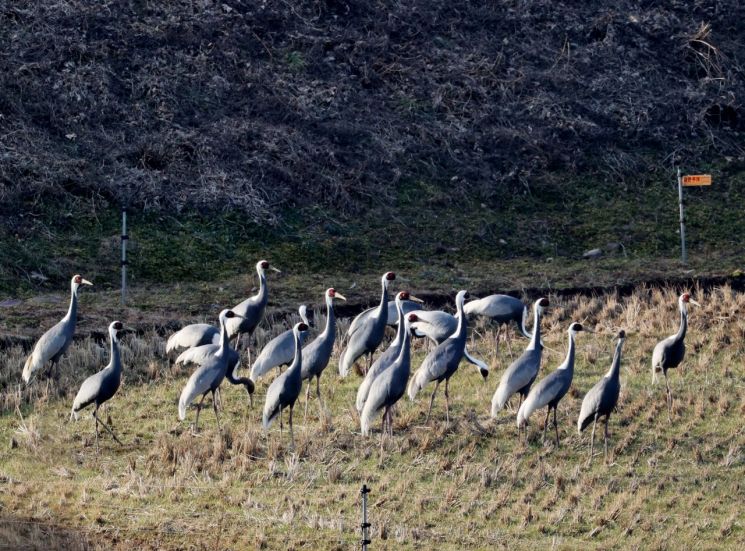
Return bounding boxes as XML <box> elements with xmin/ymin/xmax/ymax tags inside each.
<box><xmin>360</xmin><ymin>316</ymin><xmax>414</xmax><ymax>435</ymax></box>
<box><xmin>250</xmin><ymin>305</ymin><xmax>311</xmax><ymax>380</ymax></box>
<box><xmin>491</xmin><ymin>299</ymin><xmax>545</xmax><ymax>416</ymax></box>
<box><xmin>23</xmin><ymin>276</ymin><xmax>91</xmax><ymax>383</ymax></box>
<box><xmin>464</xmin><ymin>294</ymin><xmax>531</xmax><ymax>337</ymax></box>
<box><xmin>517</xmin><ymin>326</ymin><xmax>578</xmax><ymax>427</ymax></box>
<box><xmin>579</xmin><ymin>337</ymin><xmax>623</xmax><ymax>432</ymax></box>
<box><xmin>166</xmin><ymin>324</ymin><xmax>219</xmax><ymax>354</ymax></box>
<box><xmin>262</xmin><ymin>325</ymin><xmax>307</xmax><ymax>427</ymax></box>
<box><xmin>409</xmin><ymin>309</ymin><xmax>458</xmax><ymax>344</ymax></box>
<box><xmin>226</xmin><ymin>269</ymin><xmax>269</xmax><ymax>340</ymax></box>
<box><xmin>651</xmin><ymin>308</ymin><xmax>687</xmax><ymax>376</ymax></box>
<box><xmin>356</xmin><ymin>295</ymin><xmax>408</xmax><ymax>413</ymax></box>
<box><xmin>71</xmin><ymin>322</ymin><xmax>122</xmax><ymax>417</ymax></box>
<box><xmin>339</xmin><ymin>273</ymin><xmax>393</xmax><ymax>376</ymax></box>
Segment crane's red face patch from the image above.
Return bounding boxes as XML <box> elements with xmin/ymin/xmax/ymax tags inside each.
<box><xmin>261</xmin><ymin>261</ymin><xmax>270</xmax><ymax>270</ymax></box>
<box><xmin>298</xmin><ymin>323</ymin><xmax>309</xmax><ymax>332</ymax></box>
<box><xmin>74</xmin><ymin>275</ymin><xmax>82</xmax><ymax>284</ymax></box>
<box><xmin>114</xmin><ymin>322</ymin><xmax>123</xmax><ymax>331</ymax></box>
<box><xmin>408</xmin><ymin>313</ymin><xmax>418</xmax><ymax>323</ymax></box>
<box><xmin>400</xmin><ymin>291</ymin><xmax>410</xmax><ymax>300</ymax></box>
<box><xmin>539</xmin><ymin>298</ymin><xmax>549</xmax><ymax>307</ymax></box>
<box><xmin>573</xmin><ymin>323</ymin><xmax>584</xmax><ymax>332</ymax></box>
<box><xmin>385</xmin><ymin>272</ymin><xmax>396</xmax><ymax>281</ymax></box>
<box><xmin>618</xmin><ymin>330</ymin><xmax>626</xmax><ymax>339</ymax></box>
<box><xmin>328</xmin><ymin>288</ymin><xmax>336</xmax><ymax>297</ymax></box>
<box><xmin>225</xmin><ymin>310</ymin><xmax>236</xmax><ymax>318</ymax></box>
<box><xmin>682</xmin><ymin>293</ymin><xmax>691</xmax><ymax>302</ymax></box>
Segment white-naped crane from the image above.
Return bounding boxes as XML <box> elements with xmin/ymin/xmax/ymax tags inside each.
<box><xmin>356</xmin><ymin>291</ymin><xmax>423</xmax><ymax>414</ymax></box>
<box><xmin>408</xmin><ymin>309</ymin><xmax>458</xmax><ymax>346</ymax></box>
<box><xmin>361</xmin><ymin>313</ymin><xmax>418</xmax><ymax>451</ymax></box>
<box><xmin>578</xmin><ymin>330</ymin><xmax>625</xmax><ymax>464</ymax></box>
<box><xmin>178</xmin><ymin>309</ymin><xmax>245</xmax><ymax>433</ymax></box>
<box><xmin>250</xmin><ymin>305</ymin><xmax>313</xmax><ymax>381</ymax></box>
<box><xmin>300</xmin><ymin>288</ymin><xmax>346</xmax><ymax>421</ymax></box>
<box><xmin>408</xmin><ymin>290</ymin><xmax>485</xmax><ymax>424</ymax></box>
<box><xmin>22</xmin><ymin>274</ymin><xmax>93</xmax><ymax>383</ymax></box>
<box><xmin>166</xmin><ymin>323</ymin><xmax>219</xmax><ymax>356</ymax></box>
<box><xmin>651</xmin><ymin>292</ymin><xmax>700</xmax><ymax>421</ymax></box>
<box><xmin>491</xmin><ymin>298</ymin><xmax>549</xmax><ymax>418</ymax></box>
<box><xmin>262</xmin><ymin>322</ymin><xmax>310</xmax><ymax>448</ymax></box>
<box><xmin>464</xmin><ymin>294</ymin><xmax>532</xmax><ymax>356</ymax></box>
<box><xmin>339</xmin><ymin>271</ymin><xmax>396</xmax><ymax>377</ymax></box>
<box><xmin>70</xmin><ymin>320</ymin><xmax>125</xmax><ymax>451</ymax></box>
<box><xmin>517</xmin><ymin>322</ymin><xmax>586</xmax><ymax>445</ymax></box>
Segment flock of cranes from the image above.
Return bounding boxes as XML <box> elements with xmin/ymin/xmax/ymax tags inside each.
<box><xmin>20</xmin><ymin>263</ymin><xmax>701</xmax><ymax>464</ymax></box>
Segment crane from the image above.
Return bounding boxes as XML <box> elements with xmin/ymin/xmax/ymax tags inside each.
<box><xmin>70</xmin><ymin>320</ymin><xmax>125</xmax><ymax>451</ymax></box>
<box><xmin>178</xmin><ymin>309</ymin><xmax>244</xmax><ymax>433</ymax></box>
<box><xmin>262</xmin><ymin>322</ymin><xmax>310</xmax><ymax>448</ymax></box>
<box><xmin>300</xmin><ymin>288</ymin><xmax>347</xmax><ymax>422</ymax></box>
<box><xmin>339</xmin><ymin>271</ymin><xmax>396</xmax><ymax>377</ymax></box>
<box><xmin>491</xmin><ymin>298</ymin><xmax>549</xmax><ymax>418</ymax></box>
<box><xmin>361</xmin><ymin>313</ymin><xmax>418</xmax><ymax>454</ymax></box>
<box><xmin>578</xmin><ymin>330</ymin><xmax>626</xmax><ymax>464</ymax></box>
<box><xmin>356</xmin><ymin>291</ymin><xmax>422</xmax><ymax>414</ymax></box>
<box><xmin>651</xmin><ymin>292</ymin><xmax>700</xmax><ymax>421</ymax></box>
<box><xmin>250</xmin><ymin>305</ymin><xmax>313</xmax><ymax>381</ymax></box>
<box><xmin>22</xmin><ymin>275</ymin><xmax>93</xmax><ymax>383</ymax></box>
<box><xmin>408</xmin><ymin>290</ymin><xmax>481</xmax><ymax>424</ymax></box>
<box><xmin>463</xmin><ymin>294</ymin><xmax>531</xmax><ymax>356</ymax></box>
<box><xmin>516</xmin><ymin>322</ymin><xmax>586</xmax><ymax>446</ymax></box>
<box><xmin>348</xmin><ymin>298</ymin><xmax>422</xmax><ymax>333</ymax></box>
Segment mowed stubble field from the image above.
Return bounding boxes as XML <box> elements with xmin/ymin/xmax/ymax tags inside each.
<box><xmin>0</xmin><ymin>283</ymin><xmax>744</xmax><ymax>550</ymax></box>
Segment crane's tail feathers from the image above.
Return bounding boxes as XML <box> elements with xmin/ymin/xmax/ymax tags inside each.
<box><xmin>70</xmin><ymin>407</ymin><xmax>79</xmax><ymax>422</ymax></box>
<box><xmin>359</xmin><ymin>402</ymin><xmax>380</xmax><ymax>437</ymax></box>
<box><xmin>355</xmin><ymin>377</ymin><xmax>373</xmax><ymax>413</ymax></box>
<box><xmin>407</xmin><ymin>369</ymin><xmax>426</xmax><ymax>401</ymax></box>
<box><xmin>165</xmin><ymin>333</ymin><xmax>179</xmax><ymax>354</ymax></box>
<box><xmin>262</xmin><ymin>407</ymin><xmax>279</xmax><ymax>429</ymax></box>
<box><xmin>578</xmin><ymin>413</ymin><xmax>594</xmax><ymax>433</ymax></box>
<box><xmin>22</xmin><ymin>354</ymin><xmax>39</xmax><ymax>384</ymax></box>
<box><xmin>491</xmin><ymin>385</ymin><xmax>510</xmax><ymax>418</ymax></box>
<box><xmin>516</xmin><ymin>402</ymin><xmax>529</xmax><ymax>428</ymax></box>
<box><xmin>338</xmin><ymin>349</ymin><xmax>352</xmax><ymax>378</ymax></box>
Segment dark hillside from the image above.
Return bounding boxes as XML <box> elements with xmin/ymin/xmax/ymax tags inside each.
<box><xmin>1</xmin><ymin>1</ymin><xmax>744</xmax><ymax>290</ymax></box>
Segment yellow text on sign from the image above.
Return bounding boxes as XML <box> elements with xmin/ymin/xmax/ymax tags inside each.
<box><xmin>682</xmin><ymin>174</ymin><xmax>712</xmax><ymax>186</ymax></box>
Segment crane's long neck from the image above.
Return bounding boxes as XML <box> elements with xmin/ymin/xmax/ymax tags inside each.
<box><xmin>109</xmin><ymin>331</ymin><xmax>121</xmax><ymax>374</ymax></box>
<box><xmin>396</xmin><ymin>321</ymin><xmax>412</xmax><ymax>372</ymax></box>
<box><xmin>287</xmin><ymin>332</ymin><xmax>303</xmax><ymax>379</ymax></box>
<box><xmin>606</xmin><ymin>340</ymin><xmax>624</xmax><ymax>380</ymax></box>
<box><xmin>675</xmin><ymin>305</ymin><xmax>688</xmax><ymax>341</ymax></box>
<box><xmin>391</xmin><ymin>300</ymin><xmax>405</xmax><ymax>345</ymax></box>
<box><xmin>65</xmin><ymin>286</ymin><xmax>78</xmax><ymax>323</ymax></box>
<box><xmin>527</xmin><ymin>306</ymin><xmax>541</xmax><ymax>351</ymax></box>
<box><xmin>452</xmin><ymin>297</ymin><xmax>467</xmax><ymax>343</ymax></box>
<box><xmin>256</xmin><ymin>269</ymin><xmax>268</xmax><ymax>308</ymax></box>
<box><xmin>559</xmin><ymin>331</ymin><xmax>576</xmax><ymax>372</ymax></box>
<box><xmin>217</xmin><ymin>316</ymin><xmax>230</xmax><ymax>358</ymax></box>
<box><xmin>321</xmin><ymin>296</ymin><xmax>336</xmax><ymax>339</ymax></box>
<box><xmin>376</xmin><ymin>279</ymin><xmax>388</xmax><ymax>320</ymax></box>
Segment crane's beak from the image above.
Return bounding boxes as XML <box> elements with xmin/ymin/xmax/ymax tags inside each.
<box><xmin>334</xmin><ymin>293</ymin><xmax>347</xmax><ymax>301</ymax></box>
<box><xmin>81</xmin><ymin>279</ymin><xmax>93</xmax><ymax>286</ymax></box>
<box><xmin>409</xmin><ymin>295</ymin><xmax>425</xmax><ymax>304</ymax></box>
<box><xmin>270</xmin><ymin>266</ymin><xmax>281</xmax><ymax>273</ymax></box>
<box><xmin>689</xmin><ymin>299</ymin><xmax>701</xmax><ymax>307</ymax></box>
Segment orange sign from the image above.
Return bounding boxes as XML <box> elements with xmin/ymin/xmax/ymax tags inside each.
<box><xmin>682</xmin><ymin>174</ymin><xmax>712</xmax><ymax>186</ymax></box>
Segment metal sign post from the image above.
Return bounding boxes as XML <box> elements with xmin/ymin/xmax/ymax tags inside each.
<box><xmin>676</xmin><ymin>168</ymin><xmax>687</xmax><ymax>264</ymax></box>
<box><xmin>360</xmin><ymin>484</ymin><xmax>371</xmax><ymax>550</ymax></box>
<box><xmin>121</xmin><ymin>206</ymin><xmax>128</xmax><ymax>304</ymax></box>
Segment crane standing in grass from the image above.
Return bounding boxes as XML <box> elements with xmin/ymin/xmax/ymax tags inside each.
<box><xmin>578</xmin><ymin>330</ymin><xmax>626</xmax><ymax>464</ymax></box>
<box><xmin>301</xmin><ymin>288</ymin><xmax>346</xmax><ymax>422</ymax></box>
<box><xmin>22</xmin><ymin>274</ymin><xmax>93</xmax><ymax>383</ymax></box>
<box><xmin>516</xmin><ymin>322</ymin><xmax>586</xmax><ymax>446</ymax></box>
<box><xmin>262</xmin><ymin>322</ymin><xmax>309</xmax><ymax>448</ymax></box>
<box><xmin>408</xmin><ymin>290</ymin><xmax>485</xmax><ymax>424</ymax></box>
<box><xmin>250</xmin><ymin>305</ymin><xmax>313</xmax><ymax>381</ymax></box>
<box><xmin>339</xmin><ymin>271</ymin><xmax>396</xmax><ymax>377</ymax></box>
<box><xmin>70</xmin><ymin>321</ymin><xmax>125</xmax><ymax>451</ymax></box>
<box><xmin>178</xmin><ymin>309</ymin><xmax>244</xmax><ymax>433</ymax></box>
<box><xmin>361</xmin><ymin>313</ymin><xmax>418</xmax><ymax>449</ymax></box>
<box><xmin>491</xmin><ymin>298</ymin><xmax>549</xmax><ymax>418</ymax></box>
<box><xmin>651</xmin><ymin>293</ymin><xmax>700</xmax><ymax>421</ymax></box>
<box><xmin>464</xmin><ymin>294</ymin><xmax>532</xmax><ymax>356</ymax></box>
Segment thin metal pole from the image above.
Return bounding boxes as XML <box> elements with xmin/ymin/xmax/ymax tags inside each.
<box><xmin>677</xmin><ymin>167</ymin><xmax>687</xmax><ymax>264</ymax></box>
<box><xmin>121</xmin><ymin>206</ymin><xmax>128</xmax><ymax>304</ymax></box>
<box><xmin>361</xmin><ymin>484</ymin><xmax>371</xmax><ymax>551</ymax></box>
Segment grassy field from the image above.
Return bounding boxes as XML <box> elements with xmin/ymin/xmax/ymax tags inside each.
<box><xmin>1</xmin><ymin>284</ymin><xmax>744</xmax><ymax>549</ymax></box>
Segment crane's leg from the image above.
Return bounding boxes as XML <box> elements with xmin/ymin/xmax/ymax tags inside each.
<box><xmin>425</xmin><ymin>381</ymin><xmax>440</xmax><ymax>424</ymax></box>
<box><xmin>211</xmin><ymin>389</ymin><xmax>221</xmax><ymax>432</ymax></box>
<box><xmin>194</xmin><ymin>393</ymin><xmax>208</xmax><ymax>434</ymax></box>
<box><xmin>303</xmin><ymin>381</ymin><xmax>312</xmax><ymax>425</ymax></box>
<box><xmin>663</xmin><ymin>370</ymin><xmax>672</xmax><ymax>423</ymax></box>
<box><xmin>93</xmin><ymin>405</ymin><xmax>100</xmax><ymax>452</ymax></box>
<box><xmin>289</xmin><ymin>404</ymin><xmax>295</xmax><ymax>450</ymax></box>
<box><xmin>542</xmin><ymin>407</ymin><xmax>550</xmax><ymax>444</ymax></box>
<box><xmin>388</xmin><ymin>407</ymin><xmax>394</xmax><ymax>437</ymax></box>
<box><xmin>444</xmin><ymin>379</ymin><xmax>450</xmax><ymax>425</ymax></box>
<box><xmin>93</xmin><ymin>407</ymin><xmax>123</xmax><ymax>446</ymax></box>
<box><xmin>380</xmin><ymin>407</ymin><xmax>387</xmax><ymax>452</ymax></box>
<box><xmin>279</xmin><ymin>408</ymin><xmax>283</xmax><ymax>441</ymax></box>
<box><xmin>603</xmin><ymin>414</ymin><xmax>610</xmax><ymax>463</ymax></box>
<box><xmin>553</xmin><ymin>407</ymin><xmax>560</xmax><ymax>447</ymax></box>
<box><xmin>316</xmin><ymin>376</ymin><xmax>325</xmax><ymax>420</ymax></box>
<box><xmin>588</xmin><ymin>413</ymin><xmax>598</xmax><ymax>466</ymax></box>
